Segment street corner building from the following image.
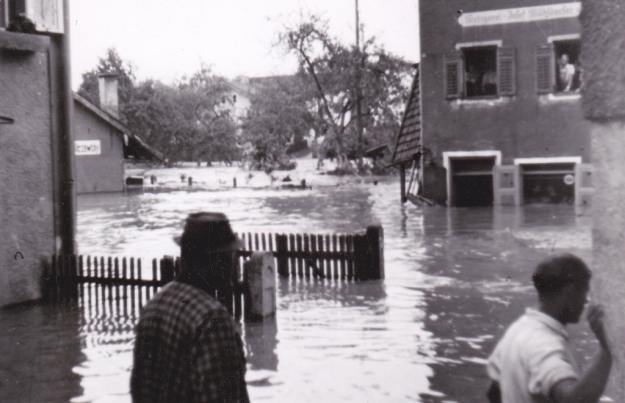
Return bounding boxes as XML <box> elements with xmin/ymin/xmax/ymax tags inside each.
<box><xmin>392</xmin><ymin>0</ymin><xmax>592</xmax><ymax>207</ymax></box>
<box><xmin>1</xmin><ymin>1</ymin><xmax>161</xmax><ymax>307</ymax></box>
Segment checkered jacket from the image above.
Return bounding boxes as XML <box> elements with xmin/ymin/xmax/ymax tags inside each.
<box><xmin>131</xmin><ymin>280</ymin><xmax>249</xmax><ymax>402</ymax></box>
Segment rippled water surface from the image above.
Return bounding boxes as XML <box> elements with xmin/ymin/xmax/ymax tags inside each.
<box><xmin>1</xmin><ymin>159</ymin><xmax>599</xmax><ymax>402</ymax></box>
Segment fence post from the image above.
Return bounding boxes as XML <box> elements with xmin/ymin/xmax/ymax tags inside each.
<box><xmin>366</xmin><ymin>225</ymin><xmax>385</xmax><ymax>280</ymax></box>
<box><xmin>354</xmin><ymin>226</ymin><xmax>385</xmax><ymax>281</ymax></box>
<box><xmin>244</xmin><ymin>252</ymin><xmax>276</xmax><ymax>322</ymax></box>
<box><xmin>160</xmin><ymin>255</ymin><xmax>176</xmax><ymax>285</ymax></box>
<box><xmin>353</xmin><ymin>235</ymin><xmax>368</xmax><ymax>281</ymax></box>
<box><xmin>276</xmin><ymin>234</ymin><xmax>289</xmax><ymax>277</ymax></box>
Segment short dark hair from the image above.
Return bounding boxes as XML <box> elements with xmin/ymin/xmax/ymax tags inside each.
<box><xmin>532</xmin><ymin>253</ymin><xmax>591</xmax><ymax>298</ymax></box>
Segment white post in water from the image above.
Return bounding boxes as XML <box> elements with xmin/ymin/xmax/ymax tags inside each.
<box><xmin>244</xmin><ymin>252</ymin><xmax>276</xmax><ymax>321</ymax></box>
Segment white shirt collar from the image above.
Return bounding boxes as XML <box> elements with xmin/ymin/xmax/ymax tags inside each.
<box><xmin>525</xmin><ymin>308</ymin><xmax>569</xmax><ymax>339</ymax></box>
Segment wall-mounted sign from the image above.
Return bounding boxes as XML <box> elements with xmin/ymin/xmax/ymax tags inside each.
<box><xmin>458</xmin><ymin>3</ymin><xmax>581</xmax><ymax>27</ymax></box>
<box><xmin>26</xmin><ymin>0</ymin><xmax>64</xmax><ymax>34</ymax></box>
<box><xmin>75</xmin><ymin>140</ymin><xmax>101</xmax><ymax>156</ymax></box>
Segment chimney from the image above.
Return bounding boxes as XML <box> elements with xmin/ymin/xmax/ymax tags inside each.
<box><xmin>98</xmin><ymin>73</ymin><xmax>119</xmax><ymax>118</ymax></box>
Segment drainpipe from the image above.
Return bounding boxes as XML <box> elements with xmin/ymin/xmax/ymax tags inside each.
<box><xmin>55</xmin><ymin>0</ymin><xmax>75</xmax><ymax>256</ymax></box>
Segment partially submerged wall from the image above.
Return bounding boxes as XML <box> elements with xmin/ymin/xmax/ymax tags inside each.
<box><xmin>581</xmin><ymin>0</ymin><xmax>625</xmax><ymax>398</ymax></box>
<box><xmin>0</xmin><ymin>33</ymin><xmax>56</xmax><ymax>306</ymax></box>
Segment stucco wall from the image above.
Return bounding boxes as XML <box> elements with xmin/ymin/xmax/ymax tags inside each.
<box><xmin>73</xmin><ymin>103</ymin><xmax>125</xmax><ymax>193</ymax></box>
<box><xmin>581</xmin><ymin>0</ymin><xmax>625</xmax><ymax>398</ymax></box>
<box><xmin>591</xmin><ymin>124</ymin><xmax>625</xmax><ymax>399</ymax></box>
<box><xmin>0</xmin><ymin>41</ymin><xmax>55</xmax><ymax>306</ymax></box>
<box><xmin>419</xmin><ymin>0</ymin><xmax>591</xmax><ymax>200</ymax></box>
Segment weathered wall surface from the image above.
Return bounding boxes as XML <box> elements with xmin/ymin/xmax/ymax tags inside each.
<box><xmin>0</xmin><ymin>36</ymin><xmax>55</xmax><ymax>306</ymax></box>
<box><xmin>581</xmin><ymin>0</ymin><xmax>625</xmax><ymax>398</ymax></box>
<box><xmin>420</xmin><ymin>0</ymin><xmax>591</xmax><ymax>200</ymax></box>
<box><xmin>591</xmin><ymin>124</ymin><xmax>625</xmax><ymax>399</ymax></box>
<box><xmin>73</xmin><ymin>103</ymin><xmax>125</xmax><ymax>193</ymax></box>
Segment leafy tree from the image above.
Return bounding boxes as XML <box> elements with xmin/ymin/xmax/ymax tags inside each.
<box><xmin>240</xmin><ymin>75</ymin><xmax>313</xmax><ymax>170</ymax></box>
<box><xmin>279</xmin><ymin>15</ymin><xmax>411</xmax><ymax>172</ymax></box>
<box><xmin>77</xmin><ymin>52</ymin><xmax>239</xmax><ymax>165</ymax></box>
<box><xmin>77</xmin><ymin>48</ymin><xmax>136</xmax><ymax>123</ymax></box>
<box><xmin>123</xmin><ymin>68</ymin><xmax>239</xmax><ymax>165</ymax></box>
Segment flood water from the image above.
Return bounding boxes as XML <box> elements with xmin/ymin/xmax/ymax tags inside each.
<box><xmin>1</xmin><ymin>159</ymin><xmax>601</xmax><ymax>402</ymax></box>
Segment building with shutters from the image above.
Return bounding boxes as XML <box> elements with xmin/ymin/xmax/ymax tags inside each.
<box><xmin>393</xmin><ymin>0</ymin><xmax>593</xmax><ymax>207</ymax></box>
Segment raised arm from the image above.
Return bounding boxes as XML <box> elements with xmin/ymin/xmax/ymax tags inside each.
<box><xmin>551</xmin><ymin>304</ymin><xmax>612</xmax><ymax>403</ymax></box>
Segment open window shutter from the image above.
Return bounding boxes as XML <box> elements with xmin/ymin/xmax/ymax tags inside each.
<box><xmin>25</xmin><ymin>0</ymin><xmax>64</xmax><ymax>33</ymax></box>
<box><xmin>444</xmin><ymin>51</ymin><xmax>463</xmax><ymax>99</ymax></box>
<box><xmin>497</xmin><ymin>47</ymin><xmax>516</xmax><ymax>96</ymax></box>
<box><xmin>535</xmin><ymin>44</ymin><xmax>554</xmax><ymax>94</ymax></box>
<box><xmin>575</xmin><ymin>163</ymin><xmax>593</xmax><ymax>206</ymax></box>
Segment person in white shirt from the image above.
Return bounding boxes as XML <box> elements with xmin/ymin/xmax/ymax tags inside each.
<box><xmin>558</xmin><ymin>54</ymin><xmax>576</xmax><ymax>92</ymax></box>
<box><xmin>487</xmin><ymin>253</ymin><xmax>612</xmax><ymax>403</ymax></box>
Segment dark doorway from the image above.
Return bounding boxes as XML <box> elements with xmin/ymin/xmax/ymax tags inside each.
<box><xmin>450</xmin><ymin>157</ymin><xmax>495</xmax><ymax>207</ymax></box>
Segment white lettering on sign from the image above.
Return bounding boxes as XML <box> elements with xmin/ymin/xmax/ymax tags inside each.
<box><xmin>75</xmin><ymin>140</ymin><xmax>101</xmax><ymax>156</ymax></box>
<box><xmin>26</xmin><ymin>0</ymin><xmax>64</xmax><ymax>34</ymax></box>
<box><xmin>458</xmin><ymin>3</ymin><xmax>581</xmax><ymax>27</ymax></box>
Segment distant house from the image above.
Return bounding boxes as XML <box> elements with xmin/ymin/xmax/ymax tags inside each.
<box><xmin>73</xmin><ymin>74</ymin><xmax>163</xmax><ymax>194</ymax></box>
<box><xmin>224</xmin><ymin>75</ymin><xmax>311</xmax><ymax>153</ymax></box>
<box><xmin>223</xmin><ymin>75</ymin><xmax>298</xmax><ymax>122</ymax></box>
<box><xmin>223</xmin><ymin>76</ymin><xmax>253</xmax><ymax>123</ymax></box>
<box><xmin>392</xmin><ymin>0</ymin><xmax>592</xmax><ymax>207</ymax></box>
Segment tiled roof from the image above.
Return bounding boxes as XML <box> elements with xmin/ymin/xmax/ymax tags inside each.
<box><xmin>390</xmin><ymin>64</ymin><xmax>421</xmax><ymax>165</ymax></box>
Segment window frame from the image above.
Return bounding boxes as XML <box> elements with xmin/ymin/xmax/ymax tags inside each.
<box><xmin>444</xmin><ymin>40</ymin><xmax>516</xmax><ymax>101</ymax></box>
<box><xmin>443</xmin><ymin>150</ymin><xmax>502</xmax><ymax>206</ymax></box>
<box><xmin>536</xmin><ymin>34</ymin><xmax>582</xmax><ymax>96</ymax></box>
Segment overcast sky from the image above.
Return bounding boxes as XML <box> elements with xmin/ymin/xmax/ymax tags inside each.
<box><xmin>69</xmin><ymin>0</ymin><xmax>420</xmax><ymax>89</ymax></box>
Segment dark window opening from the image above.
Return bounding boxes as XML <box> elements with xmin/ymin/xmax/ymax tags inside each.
<box><xmin>233</xmin><ymin>94</ymin><xmax>237</xmax><ymax>103</ymax></box>
<box><xmin>450</xmin><ymin>157</ymin><xmax>495</xmax><ymax>207</ymax></box>
<box><xmin>554</xmin><ymin>40</ymin><xmax>581</xmax><ymax>93</ymax></box>
<box><xmin>3</xmin><ymin>0</ymin><xmax>25</xmax><ymax>29</ymax></box>
<box><xmin>522</xmin><ymin>163</ymin><xmax>575</xmax><ymax>204</ymax></box>
<box><xmin>464</xmin><ymin>46</ymin><xmax>497</xmax><ymax>98</ymax></box>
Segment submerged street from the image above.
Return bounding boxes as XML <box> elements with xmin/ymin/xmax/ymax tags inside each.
<box><xmin>1</xmin><ymin>160</ymin><xmax>599</xmax><ymax>402</ymax></box>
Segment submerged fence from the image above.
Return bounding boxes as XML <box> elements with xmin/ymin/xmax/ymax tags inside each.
<box><xmin>42</xmin><ymin>226</ymin><xmax>384</xmax><ymax>317</ymax></box>
<box><xmin>237</xmin><ymin>225</ymin><xmax>383</xmax><ymax>281</ymax></box>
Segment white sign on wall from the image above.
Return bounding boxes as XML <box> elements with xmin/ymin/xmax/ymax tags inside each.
<box><xmin>75</xmin><ymin>140</ymin><xmax>101</xmax><ymax>156</ymax></box>
<box><xmin>458</xmin><ymin>3</ymin><xmax>581</xmax><ymax>27</ymax></box>
<box><xmin>26</xmin><ymin>0</ymin><xmax>64</xmax><ymax>34</ymax></box>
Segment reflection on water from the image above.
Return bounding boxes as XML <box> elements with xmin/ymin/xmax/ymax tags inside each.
<box><xmin>0</xmin><ymin>161</ymin><xmax>598</xmax><ymax>402</ymax></box>
<box><xmin>0</xmin><ymin>302</ymin><xmax>85</xmax><ymax>402</ymax></box>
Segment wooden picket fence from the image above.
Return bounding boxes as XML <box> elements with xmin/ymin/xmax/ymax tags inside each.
<box><xmin>42</xmin><ymin>226</ymin><xmax>384</xmax><ymax>317</ymax></box>
<box><xmin>237</xmin><ymin>225</ymin><xmax>384</xmax><ymax>281</ymax></box>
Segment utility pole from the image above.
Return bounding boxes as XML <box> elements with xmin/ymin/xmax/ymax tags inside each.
<box><xmin>355</xmin><ymin>0</ymin><xmax>364</xmax><ymax>168</ymax></box>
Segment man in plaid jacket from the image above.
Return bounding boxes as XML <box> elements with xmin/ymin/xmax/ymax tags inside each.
<box><xmin>131</xmin><ymin>212</ymin><xmax>249</xmax><ymax>402</ymax></box>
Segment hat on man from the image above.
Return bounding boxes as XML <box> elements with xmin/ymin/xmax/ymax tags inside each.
<box><xmin>174</xmin><ymin>212</ymin><xmax>243</xmax><ymax>252</ymax></box>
